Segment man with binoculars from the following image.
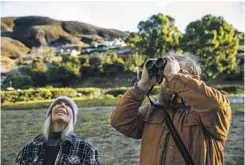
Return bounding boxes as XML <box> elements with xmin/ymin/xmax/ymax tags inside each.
<box><xmin>110</xmin><ymin>52</ymin><xmax>231</xmax><ymax>165</ymax></box>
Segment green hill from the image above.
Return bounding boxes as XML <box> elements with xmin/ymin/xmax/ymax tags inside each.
<box><xmin>0</xmin><ymin>16</ymin><xmax>128</xmax><ymax>73</ymax></box>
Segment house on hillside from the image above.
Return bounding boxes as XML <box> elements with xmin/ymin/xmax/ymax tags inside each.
<box><xmin>81</xmin><ymin>38</ymin><xmax>128</xmax><ymax>55</ymax></box>
<box><xmin>55</xmin><ymin>44</ymin><xmax>81</xmax><ymax>56</ymax></box>
<box><xmin>111</xmin><ymin>38</ymin><xmax>126</xmax><ymax>47</ymax></box>
<box><xmin>94</xmin><ymin>38</ymin><xmax>126</xmax><ymax>48</ymax></box>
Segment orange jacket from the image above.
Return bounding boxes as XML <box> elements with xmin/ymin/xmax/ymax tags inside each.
<box><xmin>111</xmin><ymin>73</ymin><xmax>232</xmax><ymax>165</ymax></box>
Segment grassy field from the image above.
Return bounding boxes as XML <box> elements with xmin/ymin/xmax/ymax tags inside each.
<box><xmin>1</xmin><ymin>104</ymin><xmax>244</xmax><ymax>165</ymax></box>
<box><xmin>1</xmin><ymin>97</ymin><xmax>118</xmax><ymax>110</ymax></box>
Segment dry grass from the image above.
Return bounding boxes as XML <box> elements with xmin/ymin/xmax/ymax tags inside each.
<box><xmin>1</xmin><ymin>37</ymin><xmax>30</xmax><ymax>73</ymax></box>
<box><xmin>1</xmin><ymin>16</ymin><xmax>127</xmax><ymax>49</ymax></box>
<box><xmin>1</xmin><ymin>37</ymin><xmax>30</xmax><ymax>58</ymax></box>
<box><xmin>1</xmin><ymin>17</ymin><xmax>16</xmax><ymax>32</ymax></box>
<box><xmin>32</xmin><ymin>25</ymin><xmax>88</xmax><ymax>47</ymax></box>
<box><xmin>0</xmin><ymin>56</ymin><xmax>17</xmax><ymax>73</ymax></box>
<box><xmin>1</xmin><ymin>104</ymin><xmax>244</xmax><ymax>165</ymax></box>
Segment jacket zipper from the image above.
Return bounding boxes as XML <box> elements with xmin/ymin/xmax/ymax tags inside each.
<box><xmin>160</xmin><ymin>132</ymin><xmax>170</xmax><ymax>165</ymax></box>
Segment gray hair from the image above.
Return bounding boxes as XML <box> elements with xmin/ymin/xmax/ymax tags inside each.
<box><xmin>157</xmin><ymin>52</ymin><xmax>201</xmax><ymax>105</ymax></box>
<box><xmin>167</xmin><ymin>51</ymin><xmax>202</xmax><ymax>77</ymax></box>
<box><xmin>43</xmin><ymin>115</ymin><xmax>74</xmax><ymax>141</ymax></box>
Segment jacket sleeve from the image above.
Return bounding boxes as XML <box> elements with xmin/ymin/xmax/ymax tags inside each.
<box><xmin>168</xmin><ymin>73</ymin><xmax>232</xmax><ymax>141</ymax></box>
<box><xmin>110</xmin><ymin>84</ymin><xmax>149</xmax><ymax>139</ymax></box>
<box><xmin>84</xmin><ymin>146</ymin><xmax>101</xmax><ymax>165</ymax></box>
<box><xmin>14</xmin><ymin>150</ymin><xmax>24</xmax><ymax>165</ymax></box>
<box><xmin>14</xmin><ymin>142</ymin><xmax>31</xmax><ymax>165</ymax></box>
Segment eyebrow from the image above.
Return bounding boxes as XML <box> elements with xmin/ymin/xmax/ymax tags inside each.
<box><xmin>56</xmin><ymin>101</ymin><xmax>69</xmax><ymax>105</ymax></box>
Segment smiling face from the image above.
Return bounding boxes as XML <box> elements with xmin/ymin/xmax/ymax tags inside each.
<box><xmin>51</xmin><ymin>101</ymin><xmax>72</xmax><ymax>125</ymax></box>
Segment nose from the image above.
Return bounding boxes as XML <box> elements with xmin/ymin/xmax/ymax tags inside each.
<box><xmin>61</xmin><ymin>102</ymin><xmax>66</xmax><ymax>107</ymax></box>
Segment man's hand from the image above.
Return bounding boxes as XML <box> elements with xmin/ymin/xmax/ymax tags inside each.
<box><xmin>137</xmin><ymin>60</ymin><xmax>158</xmax><ymax>91</ymax></box>
<box><xmin>163</xmin><ymin>57</ymin><xmax>181</xmax><ymax>82</ymax></box>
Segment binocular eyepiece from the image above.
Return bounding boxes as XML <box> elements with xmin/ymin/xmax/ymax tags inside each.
<box><xmin>145</xmin><ymin>58</ymin><xmax>167</xmax><ymax>84</ymax></box>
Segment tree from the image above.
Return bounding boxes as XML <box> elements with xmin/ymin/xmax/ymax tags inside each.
<box><xmin>47</xmin><ymin>56</ymin><xmax>81</xmax><ymax>86</ymax></box>
<box><xmin>43</xmin><ymin>48</ymin><xmax>55</xmax><ymax>57</ymax></box>
<box><xmin>235</xmin><ymin>30</ymin><xmax>244</xmax><ymax>46</ymax></box>
<box><xmin>137</xmin><ymin>13</ymin><xmax>183</xmax><ymax>58</ymax></box>
<box><xmin>101</xmin><ymin>52</ymin><xmax>125</xmax><ymax>76</ymax></box>
<box><xmin>235</xmin><ymin>30</ymin><xmax>244</xmax><ymax>54</ymax></box>
<box><xmin>101</xmin><ymin>52</ymin><xmax>119</xmax><ymax>64</ymax></box>
<box><xmin>125</xmin><ymin>53</ymin><xmax>145</xmax><ymax>80</ymax></box>
<box><xmin>125</xmin><ymin>32</ymin><xmax>142</xmax><ymax>53</ymax></box>
<box><xmin>28</xmin><ymin>58</ymin><xmax>48</xmax><ymax>86</ymax></box>
<box><xmin>2</xmin><ymin>74</ymin><xmax>34</xmax><ymax>89</ymax></box>
<box><xmin>181</xmin><ymin>14</ymin><xmax>239</xmax><ymax>78</ymax></box>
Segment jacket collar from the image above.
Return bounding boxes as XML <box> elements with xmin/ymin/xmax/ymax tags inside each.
<box><xmin>33</xmin><ymin>133</ymin><xmax>77</xmax><ymax>147</ymax></box>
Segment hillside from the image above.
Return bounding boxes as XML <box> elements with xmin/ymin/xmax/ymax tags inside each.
<box><xmin>1</xmin><ymin>37</ymin><xmax>30</xmax><ymax>58</ymax></box>
<box><xmin>1</xmin><ymin>16</ymin><xmax>127</xmax><ymax>45</ymax></box>
<box><xmin>0</xmin><ymin>16</ymin><xmax>128</xmax><ymax>73</ymax></box>
<box><xmin>1</xmin><ymin>37</ymin><xmax>31</xmax><ymax>72</ymax></box>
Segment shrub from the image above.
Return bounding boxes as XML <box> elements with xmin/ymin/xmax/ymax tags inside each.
<box><xmin>102</xmin><ymin>64</ymin><xmax>124</xmax><ymax>76</ymax></box>
<box><xmin>16</xmin><ymin>58</ymin><xmax>25</xmax><ymax>65</ymax></box>
<box><xmin>104</xmin><ymin>87</ymin><xmax>128</xmax><ymax>97</ymax></box>
<box><xmin>76</xmin><ymin>88</ymin><xmax>101</xmax><ymax>97</ymax></box>
<box><xmin>78</xmin><ymin>56</ymin><xmax>89</xmax><ymax>65</ymax></box>
<box><xmin>50</xmin><ymin>88</ymin><xmax>77</xmax><ymax>98</ymax></box>
<box><xmin>1</xmin><ymin>91</ymin><xmax>19</xmax><ymax>103</ymax></box>
<box><xmin>2</xmin><ymin>74</ymin><xmax>34</xmax><ymax>89</ymax></box>
<box><xmin>105</xmin><ymin>94</ymin><xmax>115</xmax><ymax>99</ymax></box>
<box><xmin>80</xmin><ymin>65</ymin><xmax>101</xmax><ymax>76</ymax></box>
<box><xmin>1</xmin><ymin>88</ymin><xmax>77</xmax><ymax>104</ymax></box>
<box><xmin>211</xmin><ymin>84</ymin><xmax>244</xmax><ymax>95</ymax></box>
<box><xmin>1</xmin><ymin>97</ymin><xmax>118</xmax><ymax>110</ymax></box>
<box><xmin>1</xmin><ymin>84</ymin><xmax>243</xmax><ymax>104</ymax></box>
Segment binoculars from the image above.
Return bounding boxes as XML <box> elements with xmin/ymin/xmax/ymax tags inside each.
<box><xmin>145</xmin><ymin>58</ymin><xmax>167</xmax><ymax>84</ymax></box>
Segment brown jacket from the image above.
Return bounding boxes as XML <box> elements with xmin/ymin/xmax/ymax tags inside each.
<box><xmin>110</xmin><ymin>73</ymin><xmax>232</xmax><ymax>165</ymax></box>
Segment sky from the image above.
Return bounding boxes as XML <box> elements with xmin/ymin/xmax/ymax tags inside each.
<box><xmin>1</xmin><ymin>1</ymin><xmax>244</xmax><ymax>33</ymax></box>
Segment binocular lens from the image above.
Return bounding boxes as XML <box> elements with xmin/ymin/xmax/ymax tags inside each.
<box><xmin>156</xmin><ymin>58</ymin><xmax>166</xmax><ymax>68</ymax></box>
<box><xmin>145</xmin><ymin>60</ymin><xmax>155</xmax><ymax>69</ymax></box>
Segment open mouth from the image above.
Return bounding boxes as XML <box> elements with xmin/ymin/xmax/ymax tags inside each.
<box><xmin>56</xmin><ymin>108</ymin><xmax>67</xmax><ymax>115</ymax></box>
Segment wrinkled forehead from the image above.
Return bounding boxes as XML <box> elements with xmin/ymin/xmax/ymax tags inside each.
<box><xmin>53</xmin><ymin>99</ymin><xmax>70</xmax><ymax>106</ymax></box>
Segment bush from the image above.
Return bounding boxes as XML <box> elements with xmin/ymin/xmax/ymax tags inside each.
<box><xmin>1</xmin><ymin>97</ymin><xmax>118</xmax><ymax>110</ymax></box>
<box><xmin>47</xmin><ymin>61</ymin><xmax>81</xmax><ymax>86</ymax></box>
<box><xmin>76</xmin><ymin>88</ymin><xmax>101</xmax><ymax>97</ymax></box>
<box><xmin>1</xmin><ymin>91</ymin><xmax>19</xmax><ymax>103</ymax></box>
<box><xmin>16</xmin><ymin>58</ymin><xmax>25</xmax><ymax>65</ymax></box>
<box><xmin>28</xmin><ymin>59</ymin><xmax>48</xmax><ymax>86</ymax></box>
<box><xmin>211</xmin><ymin>84</ymin><xmax>244</xmax><ymax>95</ymax></box>
<box><xmin>49</xmin><ymin>88</ymin><xmax>77</xmax><ymax>98</ymax></box>
<box><xmin>104</xmin><ymin>87</ymin><xmax>128</xmax><ymax>97</ymax></box>
<box><xmin>78</xmin><ymin>56</ymin><xmax>89</xmax><ymax>65</ymax></box>
<box><xmin>105</xmin><ymin>94</ymin><xmax>115</xmax><ymax>99</ymax></box>
<box><xmin>102</xmin><ymin>64</ymin><xmax>124</xmax><ymax>76</ymax></box>
<box><xmin>2</xmin><ymin>74</ymin><xmax>34</xmax><ymax>89</ymax></box>
<box><xmin>80</xmin><ymin>65</ymin><xmax>101</xmax><ymax>76</ymax></box>
<box><xmin>1</xmin><ymin>84</ymin><xmax>243</xmax><ymax>104</ymax></box>
<box><xmin>1</xmin><ymin>88</ymin><xmax>77</xmax><ymax>104</ymax></box>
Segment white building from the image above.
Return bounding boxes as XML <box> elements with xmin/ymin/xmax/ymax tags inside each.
<box><xmin>55</xmin><ymin>45</ymin><xmax>80</xmax><ymax>56</ymax></box>
<box><xmin>94</xmin><ymin>38</ymin><xmax>126</xmax><ymax>48</ymax></box>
